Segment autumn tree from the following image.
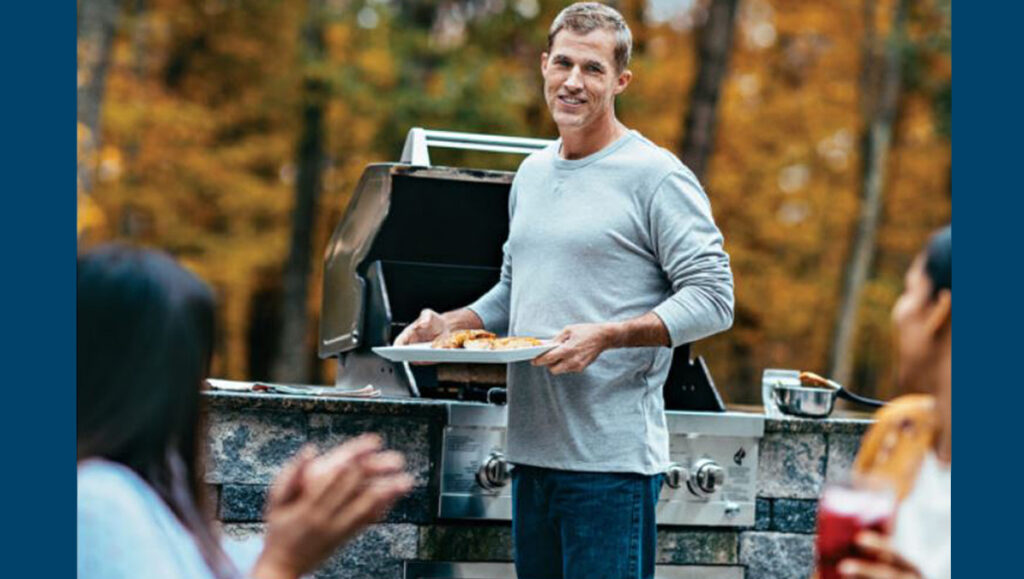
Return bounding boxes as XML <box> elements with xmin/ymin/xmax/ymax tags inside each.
<box><xmin>680</xmin><ymin>0</ymin><xmax>741</xmax><ymax>180</ymax></box>
<box><xmin>78</xmin><ymin>0</ymin><xmax>125</xmax><ymax>195</ymax></box>
<box><xmin>84</xmin><ymin>0</ymin><xmax>950</xmax><ymax>402</ymax></box>
<box><xmin>273</xmin><ymin>0</ymin><xmax>329</xmax><ymax>384</ymax></box>
<box><xmin>829</xmin><ymin>0</ymin><xmax>910</xmax><ymax>387</ymax></box>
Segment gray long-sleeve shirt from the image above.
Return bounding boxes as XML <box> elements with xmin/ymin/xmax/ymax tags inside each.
<box><xmin>468</xmin><ymin>130</ymin><xmax>734</xmax><ymax>475</ymax></box>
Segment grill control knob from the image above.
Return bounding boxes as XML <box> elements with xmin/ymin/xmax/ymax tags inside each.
<box><xmin>663</xmin><ymin>463</ymin><xmax>689</xmax><ymax>489</ymax></box>
<box><xmin>690</xmin><ymin>459</ymin><xmax>726</xmax><ymax>496</ymax></box>
<box><xmin>476</xmin><ymin>452</ymin><xmax>510</xmax><ymax>491</ymax></box>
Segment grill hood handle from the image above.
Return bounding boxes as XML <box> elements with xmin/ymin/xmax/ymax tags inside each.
<box><xmin>401</xmin><ymin>127</ymin><xmax>555</xmax><ymax>167</ymax></box>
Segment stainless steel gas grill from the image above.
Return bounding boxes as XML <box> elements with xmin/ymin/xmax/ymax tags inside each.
<box><xmin>318</xmin><ymin>128</ymin><xmax>765</xmax><ymax>530</ymax></box>
<box><xmin>438</xmin><ymin>403</ymin><xmax>763</xmax><ymax>527</ymax></box>
<box><xmin>319</xmin><ymin>129</ymin><xmax>549</xmax><ymax>400</ymax></box>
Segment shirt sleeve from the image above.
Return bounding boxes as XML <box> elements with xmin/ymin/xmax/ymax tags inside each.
<box><xmin>648</xmin><ymin>169</ymin><xmax>735</xmax><ymax>347</ymax></box>
<box><xmin>466</xmin><ymin>179</ymin><xmax>517</xmax><ymax>334</ymax></box>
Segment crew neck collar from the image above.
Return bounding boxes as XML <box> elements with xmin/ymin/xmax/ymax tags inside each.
<box><xmin>552</xmin><ymin>130</ymin><xmax>635</xmax><ymax>170</ymax></box>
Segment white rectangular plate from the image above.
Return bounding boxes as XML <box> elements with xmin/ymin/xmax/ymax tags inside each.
<box><xmin>372</xmin><ymin>341</ymin><xmax>555</xmax><ymax>364</ymax></box>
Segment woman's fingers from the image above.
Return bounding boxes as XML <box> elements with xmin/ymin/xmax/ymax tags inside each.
<box><xmin>326</xmin><ymin>456</ymin><xmax>409</xmax><ymax>520</ymax></box>
<box><xmin>331</xmin><ymin>473</ymin><xmax>415</xmax><ymax>532</ymax></box>
<box><xmin>853</xmin><ymin>532</ymin><xmax>916</xmax><ymax>570</ymax></box>
<box><xmin>257</xmin><ymin>436</ymin><xmax>414</xmax><ymax>579</ymax></box>
<box><xmin>360</xmin><ymin>450</ymin><xmax>407</xmax><ymax>477</ymax></box>
<box><xmin>308</xmin><ymin>435</ymin><xmax>383</xmax><ymax>503</ymax></box>
<box><xmin>839</xmin><ymin>534</ymin><xmax>920</xmax><ymax>579</ymax></box>
<box><xmin>301</xmin><ymin>439</ymin><xmax>372</xmax><ymax>502</ymax></box>
<box><xmin>838</xmin><ymin>559</ymin><xmax>917</xmax><ymax>579</ymax></box>
<box><xmin>311</xmin><ymin>443</ymin><xmax>408</xmax><ymax>514</ymax></box>
<box><xmin>316</xmin><ymin>434</ymin><xmax>382</xmax><ymax>472</ymax></box>
<box><xmin>268</xmin><ymin>444</ymin><xmax>316</xmax><ymax>508</ymax></box>
<box><xmin>314</xmin><ymin>455</ymin><xmax>367</xmax><ymax>512</ymax></box>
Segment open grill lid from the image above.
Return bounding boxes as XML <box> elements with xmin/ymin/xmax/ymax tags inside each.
<box><xmin>319</xmin><ymin>129</ymin><xmax>553</xmax><ymax>358</ymax></box>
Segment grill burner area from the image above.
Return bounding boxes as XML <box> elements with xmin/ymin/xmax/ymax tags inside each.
<box><xmin>438</xmin><ymin>404</ymin><xmax>764</xmax><ymax>526</ymax></box>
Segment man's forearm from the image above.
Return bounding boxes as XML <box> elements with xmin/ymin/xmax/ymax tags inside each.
<box><xmin>603</xmin><ymin>312</ymin><xmax>671</xmax><ymax>349</ymax></box>
<box><xmin>441</xmin><ymin>308</ymin><xmax>485</xmax><ymax>331</ymax></box>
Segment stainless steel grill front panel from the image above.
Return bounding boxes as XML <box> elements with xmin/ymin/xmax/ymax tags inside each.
<box><xmin>439</xmin><ymin>404</ymin><xmax>512</xmax><ymax>520</ymax></box>
<box><xmin>438</xmin><ymin>404</ymin><xmax>765</xmax><ymax>526</ymax></box>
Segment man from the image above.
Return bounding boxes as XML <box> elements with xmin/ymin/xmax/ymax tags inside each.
<box><xmin>395</xmin><ymin>3</ymin><xmax>734</xmax><ymax>578</ymax></box>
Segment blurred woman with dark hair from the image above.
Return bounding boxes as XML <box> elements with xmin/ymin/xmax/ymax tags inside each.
<box><xmin>834</xmin><ymin>226</ymin><xmax>951</xmax><ymax>579</ymax></box>
<box><xmin>77</xmin><ymin>244</ymin><xmax>413</xmax><ymax>579</ymax></box>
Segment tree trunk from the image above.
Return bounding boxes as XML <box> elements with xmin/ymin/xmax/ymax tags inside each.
<box><xmin>828</xmin><ymin>0</ymin><xmax>909</xmax><ymax>386</ymax></box>
<box><xmin>271</xmin><ymin>1</ymin><xmax>327</xmax><ymax>384</ymax></box>
<box><xmin>624</xmin><ymin>0</ymin><xmax>646</xmax><ymax>55</ymax></box>
<box><xmin>679</xmin><ymin>0</ymin><xmax>740</xmax><ymax>180</ymax></box>
<box><xmin>77</xmin><ymin>0</ymin><xmax>124</xmax><ymax>194</ymax></box>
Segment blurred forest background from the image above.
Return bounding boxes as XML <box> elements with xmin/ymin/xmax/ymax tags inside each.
<box><xmin>77</xmin><ymin>0</ymin><xmax>951</xmax><ymax>404</ymax></box>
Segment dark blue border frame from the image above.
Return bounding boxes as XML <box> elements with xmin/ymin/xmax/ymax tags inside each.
<box><xmin>952</xmin><ymin>1</ymin><xmax>1016</xmax><ymax>575</ymax></box>
<box><xmin>0</xmin><ymin>0</ymin><xmax>1002</xmax><ymax>574</ymax></box>
<box><xmin>3</xmin><ymin>3</ymin><xmax>77</xmax><ymax>574</ymax></box>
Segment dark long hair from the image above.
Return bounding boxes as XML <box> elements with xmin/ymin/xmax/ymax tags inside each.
<box><xmin>78</xmin><ymin>244</ymin><xmax>233</xmax><ymax>577</ymax></box>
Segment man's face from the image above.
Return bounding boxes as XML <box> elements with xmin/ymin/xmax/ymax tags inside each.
<box><xmin>541</xmin><ymin>28</ymin><xmax>631</xmax><ymax>132</ymax></box>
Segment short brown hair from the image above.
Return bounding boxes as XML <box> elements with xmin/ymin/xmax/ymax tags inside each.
<box><xmin>547</xmin><ymin>2</ymin><xmax>633</xmax><ymax>73</ymax></box>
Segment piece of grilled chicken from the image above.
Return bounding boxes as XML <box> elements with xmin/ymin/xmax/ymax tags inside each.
<box><xmin>492</xmin><ymin>336</ymin><xmax>542</xmax><ymax>350</ymax></box>
<box><xmin>431</xmin><ymin>329</ymin><xmax>497</xmax><ymax>349</ymax></box>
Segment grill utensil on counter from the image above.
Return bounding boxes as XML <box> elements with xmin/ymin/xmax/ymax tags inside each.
<box><xmin>769</xmin><ymin>370</ymin><xmax>885</xmax><ymax>418</ymax></box>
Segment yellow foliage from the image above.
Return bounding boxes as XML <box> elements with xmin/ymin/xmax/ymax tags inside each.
<box><xmin>84</xmin><ymin>0</ymin><xmax>951</xmax><ymax>398</ymax></box>
<box><xmin>77</xmin><ymin>191</ymin><xmax>106</xmax><ymax>237</ymax></box>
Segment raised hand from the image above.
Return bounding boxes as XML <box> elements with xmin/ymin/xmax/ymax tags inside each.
<box><xmin>837</xmin><ymin>531</ymin><xmax>922</xmax><ymax>579</ymax></box>
<box><xmin>252</xmin><ymin>435</ymin><xmax>414</xmax><ymax>579</ymax></box>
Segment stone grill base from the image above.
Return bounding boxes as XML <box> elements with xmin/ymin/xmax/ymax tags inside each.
<box><xmin>203</xmin><ymin>392</ymin><xmax>870</xmax><ymax>579</ymax></box>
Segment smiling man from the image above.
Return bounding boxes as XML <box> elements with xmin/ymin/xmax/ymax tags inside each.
<box><xmin>395</xmin><ymin>3</ymin><xmax>734</xmax><ymax>577</ymax></box>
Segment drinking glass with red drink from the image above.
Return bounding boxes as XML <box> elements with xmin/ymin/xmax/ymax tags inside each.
<box><xmin>815</xmin><ymin>477</ymin><xmax>897</xmax><ymax>579</ymax></box>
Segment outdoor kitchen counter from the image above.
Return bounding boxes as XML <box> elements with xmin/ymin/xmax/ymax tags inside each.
<box><xmin>203</xmin><ymin>391</ymin><xmax>873</xmax><ymax>579</ymax></box>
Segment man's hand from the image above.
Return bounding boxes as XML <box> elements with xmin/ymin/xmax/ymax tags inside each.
<box><xmin>394</xmin><ymin>309</ymin><xmax>449</xmax><ymax>346</ymax></box>
<box><xmin>532</xmin><ymin>323</ymin><xmax>614</xmax><ymax>374</ymax></box>
<box><xmin>531</xmin><ymin>313</ymin><xmax>670</xmax><ymax>375</ymax></box>
<box><xmin>837</xmin><ymin>531</ymin><xmax>922</xmax><ymax>579</ymax></box>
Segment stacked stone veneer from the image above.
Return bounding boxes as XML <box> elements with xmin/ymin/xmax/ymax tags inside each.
<box><xmin>203</xmin><ymin>392</ymin><xmax>871</xmax><ymax>579</ymax></box>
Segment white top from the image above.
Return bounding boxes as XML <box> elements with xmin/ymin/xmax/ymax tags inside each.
<box><xmin>891</xmin><ymin>452</ymin><xmax>951</xmax><ymax>579</ymax></box>
<box><xmin>78</xmin><ymin>459</ymin><xmax>262</xmax><ymax>579</ymax></box>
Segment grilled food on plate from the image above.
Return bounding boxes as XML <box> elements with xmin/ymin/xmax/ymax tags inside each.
<box><xmin>430</xmin><ymin>331</ymin><xmax>542</xmax><ymax>350</ymax></box>
<box><xmin>431</xmin><ymin>329</ymin><xmax>496</xmax><ymax>349</ymax></box>
<box><xmin>492</xmin><ymin>336</ymin><xmax>543</xmax><ymax>350</ymax></box>
<box><xmin>463</xmin><ymin>338</ymin><xmax>496</xmax><ymax>350</ymax></box>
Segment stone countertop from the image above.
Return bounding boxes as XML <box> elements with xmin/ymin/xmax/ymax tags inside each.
<box><xmin>202</xmin><ymin>390</ymin><xmax>452</xmax><ymax>419</ymax></box>
<box><xmin>204</xmin><ymin>389</ymin><xmax>871</xmax><ymax>579</ymax></box>
<box><xmin>763</xmin><ymin>414</ymin><xmax>872</xmax><ymax>435</ymax></box>
<box><xmin>203</xmin><ymin>390</ymin><xmax>872</xmax><ymax>434</ymax></box>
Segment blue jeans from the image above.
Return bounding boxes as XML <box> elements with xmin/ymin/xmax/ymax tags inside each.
<box><xmin>512</xmin><ymin>465</ymin><xmax>663</xmax><ymax>579</ymax></box>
